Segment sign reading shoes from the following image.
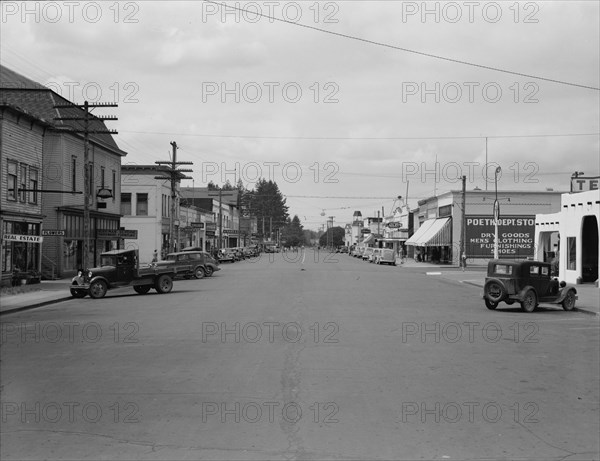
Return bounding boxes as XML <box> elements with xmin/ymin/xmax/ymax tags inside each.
<box><xmin>3</xmin><ymin>234</ymin><xmax>43</xmax><ymax>243</ymax></box>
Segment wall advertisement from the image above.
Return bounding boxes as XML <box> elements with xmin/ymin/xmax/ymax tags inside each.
<box><xmin>465</xmin><ymin>215</ymin><xmax>535</xmax><ymax>259</ymax></box>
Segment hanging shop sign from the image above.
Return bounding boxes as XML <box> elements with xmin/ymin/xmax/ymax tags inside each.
<box><xmin>3</xmin><ymin>234</ymin><xmax>43</xmax><ymax>243</ymax></box>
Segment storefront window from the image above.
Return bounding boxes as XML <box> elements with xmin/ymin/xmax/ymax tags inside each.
<box><xmin>567</xmin><ymin>237</ymin><xmax>576</xmax><ymax>270</ymax></box>
<box><xmin>63</xmin><ymin>240</ymin><xmax>81</xmax><ymax>272</ymax></box>
<box><xmin>19</xmin><ymin>164</ymin><xmax>27</xmax><ymax>202</ymax></box>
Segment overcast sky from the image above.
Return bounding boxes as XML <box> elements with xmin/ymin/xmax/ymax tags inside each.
<box><xmin>2</xmin><ymin>0</ymin><xmax>599</xmax><ymax>229</ymax></box>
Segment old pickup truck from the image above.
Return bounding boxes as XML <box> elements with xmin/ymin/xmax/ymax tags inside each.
<box><xmin>70</xmin><ymin>249</ymin><xmax>177</xmax><ymax>299</ymax></box>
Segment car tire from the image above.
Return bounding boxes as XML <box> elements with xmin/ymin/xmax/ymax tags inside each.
<box><xmin>89</xmin><ymin>280</ymin><xmax>108</xmax><ymax>299</ymax></box>
<box><xmin>484</xmin><ymin>279</ymin><xmax>506</xmax><ymax>303</ymax></box>
<box><xmin>194</xmin><ymin>267</ymin><xmax>205</xmax><ymax>279</ymax></box>
<box><xmin>134</xmin><ymin>285</ymin><xmax>151</xmax><ymax>294</ymax></box>
<box><xmin>562</xmin><ymin>290</ymin><xmax>576</xmax><ymax>311</ymax></box>
<box><xmin>485</xmin><ymin>299</ymin><xmax>498</xmax><ymax>310</ymax></box>
<box><xmin>520</xmin><ymin>289</ymin><xmax>537</xmax><ymax>313</ymax></box>
<box><xmin>205</xmin><ymin>266</ymin><xmax>214</xmax><ymax>277</ymax></box>
<box><xmin>70</xmin><ymin>287</ymin><xmax>87</xmax><ymax>298</ymax></box>
<box><xmin>155</xmin><ymin>274</ymin><xmax>173</xmax><ymax>294</ymax></box>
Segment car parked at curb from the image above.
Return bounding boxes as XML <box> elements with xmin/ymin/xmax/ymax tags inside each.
<box><xmin>362</xmin><ymin>247</ymin><xmax>374</xmax><ymax>261</ymax></box>
<box><xmin>375</xmin><ymin>248</ymin><xmax>397</xmax><ymax>266</ymax></box>
<box><xmin>161</xmin><ymin>251</ymin><xmax>220</xmax><ymax>278</ymax></box>
<box><xmin>482</xmin><ymin>260</ymin><xmax>578</xmax><ymax>312</ymax></box>
<box><xmin>369</xmin><ymin>248</ymin><xmax>381</xmax><ymax>263</ymax></box>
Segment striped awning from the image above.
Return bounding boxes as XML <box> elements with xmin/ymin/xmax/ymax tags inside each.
<box><xmin>405</xmin><ymin>218</ymin><xmax>451</xmax><ymax>247</ymax></box>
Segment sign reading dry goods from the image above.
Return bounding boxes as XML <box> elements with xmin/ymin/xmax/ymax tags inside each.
<box><xmin>465</xmin><ymin>215</ymin><xmax>535</xmax><ymax>259</ymax></box>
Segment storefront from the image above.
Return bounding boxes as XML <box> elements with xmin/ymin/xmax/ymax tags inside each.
<box><xmin>406</xmin><ymin>217</ymin><xmax>452</xmax><ymax>263</ymax></box>
<box><xmin>410</xmin><ymin>190</ymin><xmax>563</xmax><ymax>265</ymax></box>
<box><xmin>1</xmin><ymin>220</ymin><xmax>43</xmax><ymax>286</ymax></box>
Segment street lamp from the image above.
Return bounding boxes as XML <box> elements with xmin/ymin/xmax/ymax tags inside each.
<box><xmin>493</xmin><ymin>166</ymin><xmax>501</xmax><ymax>259</ymax></box>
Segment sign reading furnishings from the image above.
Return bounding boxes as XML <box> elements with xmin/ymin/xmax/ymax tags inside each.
<box><xmin>465</xmin><ymin>215</ymin><xmax>535</xmax><ymax>259</ymax></box>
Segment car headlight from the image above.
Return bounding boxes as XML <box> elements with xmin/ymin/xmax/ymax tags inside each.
<box><xmin>88</xmin><ymin>271</ymin><xmax>93</xmax><ymax>278</ymax></box>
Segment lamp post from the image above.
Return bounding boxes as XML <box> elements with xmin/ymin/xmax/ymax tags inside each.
<box><xmin>493</xmin><ymin>166</ymin><xmax>501</xmax><ymax>259</ymax></box>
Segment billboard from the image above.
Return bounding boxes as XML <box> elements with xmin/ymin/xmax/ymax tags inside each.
<box><xmin>465</xmin><ymin>215</ymin><xmax>535</xmax><ymax>259</ymax></box>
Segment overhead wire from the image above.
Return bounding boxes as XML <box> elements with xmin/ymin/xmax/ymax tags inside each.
<box><xmin>204</xmin><ymin>0</ymin><xmax>600</xmax><ymax>91</ymax></box>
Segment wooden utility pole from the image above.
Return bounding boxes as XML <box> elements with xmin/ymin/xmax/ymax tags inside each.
<box><xmin>155</xmin><ymin>142</ymin><xmax>193</xmax><ymax>253</ymax></box>
<box><xmin>460</xmin><ymin>175</ymin><xmax>467</xmax><ymax>270</ymax></box>
<box><xmin>208</xmin><ymin>189</ymin><xmax>238</xmax><ymax>250</ymax></box>
<box><xmin>54</xmin><ymin>101</ymin><xmax>118</xmax><ymax>270</ymax></box>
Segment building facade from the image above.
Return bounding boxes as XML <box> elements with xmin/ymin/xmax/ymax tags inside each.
<box><xmin>407</xmin><ymin>189</ymin><xmax>564</xmax><ymax>265</ymax></box>
<box><xmin>1</xmin><ymin>65</ymin><xmax>126</xmax><ymax>279</ymax></box>
<box><xmin>0</xmin><ymin>105</ymin><xmax>48</xmax><ymax>286</ymax></box>
<box><xmin>535</xmin><ymin>186</ymin><xmax>599</xmax><ymax>285</ymax></box>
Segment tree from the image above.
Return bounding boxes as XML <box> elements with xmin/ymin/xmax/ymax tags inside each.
<box><xmin>246</xmin><ymin>178</ymin><xmax>289</xmax><ymax>240</ymax></box>
<box><xmin>282</xmin><ymin>215</ymin><xmax>304</xmax><ymax>247</ymax></box>
<box><xmin>319</xmin><ymin>226</ymin><xmax>345</xmax><ymax>248</ymax></box>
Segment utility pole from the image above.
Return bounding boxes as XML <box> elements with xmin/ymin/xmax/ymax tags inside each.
<box><xmin>460</xmin><ymin>175</ymin><xmax>467</xmax><ymax>270</ymax></box>
<box><xmin>54</xmin><ymin>101</ymin><xmax>118</xmax><ymax>270</ymax></box>
<box><xmin>155</xmin><ymin>142</ymin><xmax>193</xmax><ymax>253</ymax></box>
<box><xmin>208</xmin><ymin>188</ymin><xmax>238</xmax><ymax>250</ymax></box>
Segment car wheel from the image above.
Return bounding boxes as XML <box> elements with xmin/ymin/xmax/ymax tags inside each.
<box><xmin>520</xmin><ymin>289</ymin><xmax>537</xmax><ymax>313</ymax></box>
<box><xmin>484</xmin><ymin>279</ymin><xmax>506</xmax><ymax>303</ymax></box>
<box><xmin>155</xmin><ymin>275</ymin><xmax>173</xmax><ymax>294</ymax></box>
<box><xmin>485</xmin><ymin>299</ymin><xmax>498</xmax><ymax>310</ymax></box>
<box><xmin>194</xmin><ymin>267</ymin><xmax>205</xmax><ymax>279</ymax></box>
<box><xmin>562</xmin><ymin>290</ymin><xmax>576</xmax><ymax>311</ymax></box>
<box><xmin>205</xmin><ymin>266</ymin><xmax>214</xmax><ymax>277</ymax></box>
<box><xmin>89</xmin><ymin>280</ymin><xmax>108</xmax><ymax>299</ymax></box>
<box><xmin>70</xmin><ymin>287</ymin><xmax>87</xmax><ymax>298</ymax></box>
<box><xmin>134</xmin><ymin>285</ymin><xmax>151</xmax><ymax>294</ymax></box>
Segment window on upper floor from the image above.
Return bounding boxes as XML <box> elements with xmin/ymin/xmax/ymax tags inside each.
<box><xmin>136</xmin><ymin>193</ymin><xmax>148</xmax><ymax>216</ymax></box>
<box><xmin>121</xmin><ymin>193</ymin><xmax>132</xmax><ymax>215</ymax></box>
<box><xmin>7</xmin><ymin>160</ymin><xmax>17</xmax><ymax>201</ymax></box>
<box><xmin>19</xmin><ymin>164</ymin><xmax>27</xmax><ymax>202</ymax></box>
<box><xmin>29</xmin><ymin>168</ymin><xmax>39</xmax><ymax>204</ymax></box>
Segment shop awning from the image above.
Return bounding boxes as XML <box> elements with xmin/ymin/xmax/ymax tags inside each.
<box><xmin>362</xmin><ymin>233</ymin><xmax>383</xmax><ymax>244</ymax></box>
<box><xmin>405</xmin><ymin>218</ymin><xmax>451</xmax><ymax>247</ymax></box>
<box><xmin>376</xmin><ymin>237</ymin><xmax>406</xmax><ymax>243</ymax></box>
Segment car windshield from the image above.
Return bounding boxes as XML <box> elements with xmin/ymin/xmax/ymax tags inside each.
<box><xmin>166</xmin><ymin>255</ymin><xmax>177</xmax><ymax>261</ymax></box>
<box><xmin>100</xmin><ymin>255</ymin><xmax>116</xmax><ymax>267</ymax></box>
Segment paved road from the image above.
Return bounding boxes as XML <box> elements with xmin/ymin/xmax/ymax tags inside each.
<box><xmin>1</xmin><ymin>250</ymin><xmax>599</xmax><ymax>460</ymax></box>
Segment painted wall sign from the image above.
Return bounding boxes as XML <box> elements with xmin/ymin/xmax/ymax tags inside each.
<box><xmin>465</xmin><ymin>215</ymin><xmax>535</xmax><ymax>259</ymax></box>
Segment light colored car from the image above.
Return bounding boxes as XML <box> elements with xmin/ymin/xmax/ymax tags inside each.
<box><xmin>375</xmin><ymin>248</ymin><xmax>396</xmax><ymax>266</ymax></box>
<box><xmin>369</xmin><ymin>248</ymin><xmax>381</xmax><ymax>263</ymax></box>
<box><xmin>362</xmin><ymin>247</ymin><xmax>374</xmax><ymax>261</ymax></box>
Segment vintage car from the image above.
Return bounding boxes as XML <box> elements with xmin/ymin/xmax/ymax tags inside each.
<box><xmin>362</xmin><ymin>247</ymin><xmax>374</xmax><ymax>261</ymax></box>
<box><xmin>217</xmin><ymin>248</ymin><xmax>237</xmax><ymax>263</ymax></box>
<box><xmin>160</xmin><ymin>251</ymin><xmax>221</xmax><ymax>279</ymax></box>
<box><xmin>482</xmin><ymin>260</ymin><xmax>578</xmax><ymax>312</ymax></box>
<box><xmin>181</xmin><ymin>248</ymin><xmax>221</xmax><ymax>276</ymax></box>
<box><xmin>369</xmin><ymin>248</ymin><xmax>381</xmax><ymax>263</ymax></box>
<box><xmin>375</xmin><ymin>248</ymin><xmax>397</xmax><ymax>266</ymax></box>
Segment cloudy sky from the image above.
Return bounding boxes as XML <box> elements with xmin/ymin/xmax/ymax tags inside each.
<box><xmin>1</xmin><ymin>0</ymin><xmax>598</xmax><ymax>229</ymax></box>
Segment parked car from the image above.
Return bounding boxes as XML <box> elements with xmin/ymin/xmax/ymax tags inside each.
<box><xmin>171</xmin><ymin>250</ymin><xmax>221</xmax><ymax>277</ymax></box>
<box><xmin>369</xmin><ymin>248</ymin><xmax>381</xmax><ymax>263</ymax></box>
<box><xmin>362</xmin><ymin>247</ymin><xmax>374</xmax><ymax>261</ymax></box>
<box><xmin>482</xmin><ymin>259</ymin><xmax>578</xmax><ymax>312</ymax></box>
<box><xmin>353</xmin><ymin>247</ymin><xmax>365</xmax><ymax>258</ymax></box>
<box><xmin>375</xmin><ymin>248</ymin><xmax>397</xmax><ymax>266</ymax></box>
<box><xmin>218</xmin><ymin>248</ymin><xmax>237</xmax><ymax>263</ymax></box>
<box><xmin>159</xmin><ymin>252</ymin><xmax>211</xmax><ymax>279</ymax></box>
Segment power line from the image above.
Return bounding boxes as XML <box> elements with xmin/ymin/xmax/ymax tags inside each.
<box><xmin>120</xmin><ymin>130</ymin><xmax>600</xmax><ymax>141</ymax></box>
<box><xmin>204</xmin><ymin>0</ymin><xmax>600</xmax><ymax>91</ymax></box>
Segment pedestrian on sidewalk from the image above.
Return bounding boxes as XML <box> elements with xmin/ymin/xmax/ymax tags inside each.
<box><xmin>152</xmin><ymin>249</ymin><xmax>158</xmax><ymax>263</ymax></box>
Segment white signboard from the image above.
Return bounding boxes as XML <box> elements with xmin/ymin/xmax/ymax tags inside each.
<box><xmin>3</xmin><ymin>234</ymin><xmax>43</xmax><ymax>243</ymax></box>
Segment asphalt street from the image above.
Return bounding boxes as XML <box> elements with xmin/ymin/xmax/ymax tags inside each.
<box><xmin>1</xmin><ymin>250</ymin><xmax>599</xmax><ymax>460</ymax></box>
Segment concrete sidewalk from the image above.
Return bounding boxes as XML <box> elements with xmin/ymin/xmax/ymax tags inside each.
<box><xmin>422</xmin><ymin>269</ymin><xmax>599</xmax><ymax>316</ymax></box>
<box><xmin>0</xmin><ymin>278</ymin><xmax>73</xmax><ymax>315</ymax></box>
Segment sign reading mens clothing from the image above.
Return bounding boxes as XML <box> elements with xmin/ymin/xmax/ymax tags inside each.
<box><xmin>465</xmin><ymin>215</ymin><xmax>535</xmax><ymax>259</ymax></box>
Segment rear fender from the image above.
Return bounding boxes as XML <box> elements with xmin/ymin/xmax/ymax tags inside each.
<box><xmin>517</xmin><ymin>285</ymin><xmax>537</xmax><ymax>302</ymax></box>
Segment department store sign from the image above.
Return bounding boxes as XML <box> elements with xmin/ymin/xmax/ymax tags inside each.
<box><xmin>465</xmin><ymin>215</ymin><xmax>535</xmax><ymax>259</ymax></box>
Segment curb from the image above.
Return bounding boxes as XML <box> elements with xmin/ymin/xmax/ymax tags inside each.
<box><xmin>0</xmin><ymin>296</ymin><xmax>73</xmax><ymax>316</ymax></box>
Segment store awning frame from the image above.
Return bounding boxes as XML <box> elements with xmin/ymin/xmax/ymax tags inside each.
<box><xmin>406</xmin><ymin>217</ymin><xmax>452</xmax><ymax>247</ymax></box>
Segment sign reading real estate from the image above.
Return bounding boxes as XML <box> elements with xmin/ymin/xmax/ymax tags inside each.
<box><xmin>3</xmin><ymin>234</ymin><xmax>43</xmax><ymax>243</ymax></box>
<box><xmin>465</xmin><ymin>215</ymin><xmax>535</xmax><ymax>259</ymax></box>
